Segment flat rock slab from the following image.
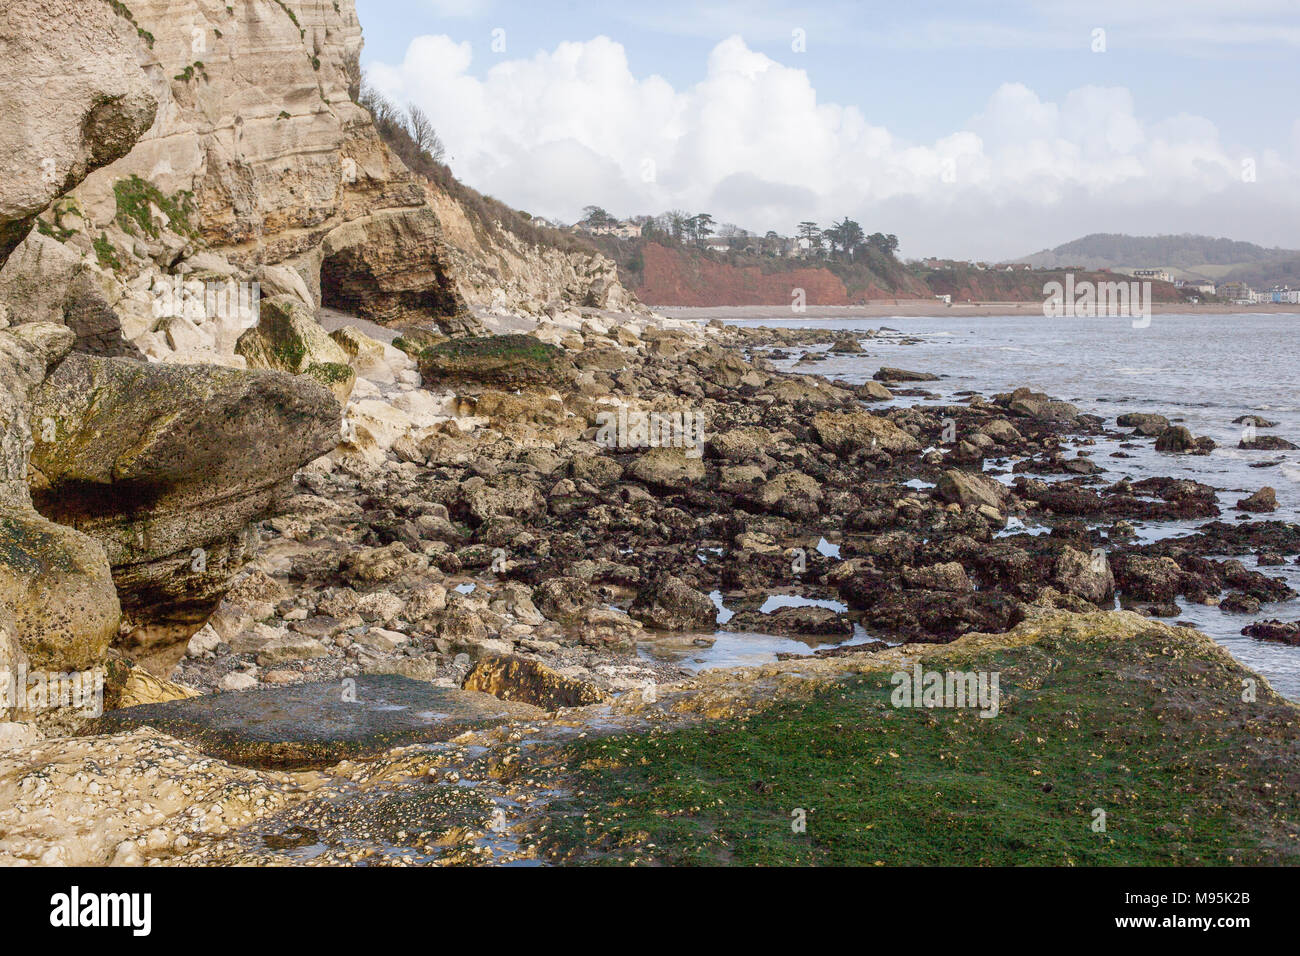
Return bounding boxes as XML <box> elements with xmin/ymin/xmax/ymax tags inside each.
<box><xmin>92</xmin><ymin>675</ymin><xmax>542</xmax><ymax>769</ymax></box>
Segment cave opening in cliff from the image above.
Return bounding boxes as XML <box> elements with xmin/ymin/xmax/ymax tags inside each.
<box><xmin>319</xmin><ymin>247</ymin><xmax>379</xmax><ymax>319</ymax></box>
<box><xmin>320</xmin><ymin>245</ymin><xmax>463</xmax><ymax>326</ymax></box>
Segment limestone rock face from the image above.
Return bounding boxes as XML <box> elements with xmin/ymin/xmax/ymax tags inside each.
<box><xmin>0</xmin><ymin>0</ymin><xmax>474</xmax><ymax>354</ymax></box>
<box><xmin>427</xmin><ymin>185</ymin><xmax>647</xmax><ymax>318</ymax></box>
<box><xmin>29</xmin><ymin>353</ymin><xmax>340</xmax><ymax>642</ymax></box>
<box><xmin>0</xmin><ymin>0</ymin><xmax>157</xmax><ymax>265</ymax></box>
<box><xmin>314</xmin><ymin>209</ymin><xmax>470</xmax><ymax>329</ymax></box>
<box><xmin>0</xmin><ymin>0</ymin><xmax>641</xmax><ymax>356</ymax></box>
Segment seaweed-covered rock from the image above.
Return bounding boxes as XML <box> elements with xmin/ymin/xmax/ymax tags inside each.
<box><xmin>1236</xmin><ymin>487</ymin><xmax>1277</xmax><ymax>513</ymax></box>
<box><xmin>417</xmin><ymin>334</ymin><xmax>574</xmax><ymax>389</ymax></box>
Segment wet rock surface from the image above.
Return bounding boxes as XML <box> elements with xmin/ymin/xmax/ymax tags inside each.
<box><xmin>94</xmin><ymin>675</ymin><xmax>542</xmax><ymax>769</ymax></box>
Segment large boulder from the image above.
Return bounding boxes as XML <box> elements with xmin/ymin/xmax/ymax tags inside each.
<box><xmin>750</xmin><ymin>471</ymin><xmax>824</xmax><ymax>518</ymax></box>
<box><xmin>1051</xmin><ymin>546</ymin><xmax>1116</xmax><ymax>606</ymax></box>
<box><xmin>0</xmin><ymin>324</ymin><xmax>76</xmax><ymax>510</ymax></box>
<box><xmin>1236</xmin><ymin>487</ymin><xmax>1277</xmax><ymax>513</ymax></box>
<box><xmin>0</xmin><ymin>0</ymin><xmax>157</xmax><ymax>265</ymax></box>
<box><xmin>626</xmin><ymin>447</ymin><xmax>707</xmax><ymax>490</ymax></box>
<box><xmin>630</xmin><ymin>575</ymin><xmax>716</xmax><ymax>631</ymax></box>
<box><xmin>873</xmin><ymin>367</ymin><xmax>938</xmax><ymax>382</ymax></box>
<box><xmin>812</xmin><ymin>410</ymin><xmax>920</xmax><ymax>456</ymax></box>
<box><xmin>1002</xmin><ymin>388</ymin><xmax>1078</xmax><ymax>422</ymax></box>
<box><xmin>1155</xmin><ymin>425</ymin><xmax>1215</xmax><ymax>454</ymax></box>
<box><xmin>935</xmin><ymin>469</ymin><xmax>1010</xmax><ymax>512</ymax></box>
<box><xmin>0</xmin><ymin>512</ymin><xmax>121</xmax><ymax>672</ymax></box>
<box><xmin>315</xmin><ymin>209</ymin><xmax>473</xmax><ymax>330</ymax></box>
<box><xmin>235</xmin><ymin>299</ymin><xmax>344</xmax><ymax>376</ymax></box>
<box><xmin>29</xmin><ymin>354</ymin><xmax>339</xmax><ymax>647</ymax></box>
<box><xmin>708</xmin><ymin>426</ymin><xmax>775</xmax><ymax>462</ymax></box>
<box><xmin>0</xmin><ymin>324</ymin><xmax>121</xmax><ymax>670</ymax></box>
<box><xmin>1113</xmin><ymin>555</ymin><xmax>1184</xmax><ymax>603</ymax></box>
<box><xmin>1116</xmin><ymin>412</ymin><xmax>1169</xmax><ymax>436</ymax></box>
<box><xmin>532</xmin><ymin>577</ymin><xmax>596</xmax><ymax>625</ymax></box>
<box><xmin>235</xmin><ymin>295</ymin><xmax>354</xmax><ymax>404</ymax></box>
<box><xmin>0</xmin><ymin>234</ymin><xmax>142</xmax><ymax>358</ymax></box>
<box><xmin>417</xmin><ymin>334</ymin><xmax>574</xmax><ymax>389</ymax></box>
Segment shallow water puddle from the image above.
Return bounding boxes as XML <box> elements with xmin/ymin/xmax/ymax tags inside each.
<box><xmin>648</xmin><ymin>590</ymin><xmax>876</xmax><ymax>671</ymax></box>
<box><xmin>638</xmin><ymin>629</ymin><xmax>879</xmax><ymax>673</ymax></box>
<box><xmin>758</xmin><ymin>594</ymin><xmax>848</xmax><ymax>614</ymax></box>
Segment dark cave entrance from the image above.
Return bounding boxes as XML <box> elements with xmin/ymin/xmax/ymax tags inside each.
<box><xmin>319</xmin><ymin>246</ymin><xmax>464</xmax><ymax>326</ymax></box>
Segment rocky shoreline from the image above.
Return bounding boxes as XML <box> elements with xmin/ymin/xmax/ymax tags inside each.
<box><xmin>2</xmin><ymin>304</ymin><xmax>1298</xmax><ymax>863</ymax></box>
<box><xmin>0</xmin><ymin>0</ymin><xmax>1296</xmax><ymax>867</ymax></box>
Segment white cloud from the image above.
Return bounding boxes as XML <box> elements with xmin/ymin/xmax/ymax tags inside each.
<box><xmin>369</xmin><ymin>34</ymin><xmax>1300</xmax><ymax>258</ymax></box>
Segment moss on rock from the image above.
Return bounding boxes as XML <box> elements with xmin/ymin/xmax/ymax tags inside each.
<box><xmin>416</xmin><ymin>333</ymin><xmax>574</xmax><ymax>389</ymax></box>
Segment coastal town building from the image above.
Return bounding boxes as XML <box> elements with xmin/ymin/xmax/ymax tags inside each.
<box><xmin>1217</xmin><ymin>281</ymin><xmax>1253</xmax><ymax>304</ymax></box>
<box><xmin>576</xmin><ymin>219</ymin><xmax>644</xmax><ymax>239</ymax></box>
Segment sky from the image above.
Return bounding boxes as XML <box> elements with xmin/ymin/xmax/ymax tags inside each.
<box><xmin>355</xmin><ymin>0</ymin><xmax>1300</xmax><ymax>260</ymax></box>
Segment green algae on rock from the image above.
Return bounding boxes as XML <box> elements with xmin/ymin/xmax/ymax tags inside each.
<box><xmin>416</xmin><ymin>334</ymin><xmax>575</xmax><ymax>389</ymax></box>
<box><xmin>535</xmin><ymin>612</ymin><xmax>1300</xmax><ymax>866</ymax></box>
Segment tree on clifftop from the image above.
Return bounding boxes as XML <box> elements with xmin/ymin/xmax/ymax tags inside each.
<box><xmin>581</xmin><ymin>206</ymin><xmax>617</xmax><ymax>229</ymax></box>
<box><xmin>797</xmin><ymin>221</ymin><xmax>823</xmax><ymax>257</ymax></box>
<box><xmin>687</xmin><ymin>213</ymin><xmax>716</xmax><ymax>246</ymax></box>
<box><xmin>866</xmin><ymin>232</ymin><xmax>900</xmax><ymax>257</ymax></box>
<box><xmin>828</xmin><ymin>218</ymin><xmax>865</xmax><ymax>259</ymax></box>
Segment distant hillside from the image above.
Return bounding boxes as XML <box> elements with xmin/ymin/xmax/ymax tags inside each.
<box><xmin>1018</xmin><ymin>233</ymin><xmax>1299</xmax><ymax>285</ymax></box>
<box><xmin>1220</xmin><ymin>255</ymin><xmax>1300</xmax><ymax>289</ymax></box>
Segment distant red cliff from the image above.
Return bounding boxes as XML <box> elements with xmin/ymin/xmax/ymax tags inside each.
<box><xmin>624</xmin><ymin>242</ymin><xmax>1186</xmax><ymax>307</ymax></box>
<box><xmin>633</xmin><ymin>243</ymin><xmax>927</xmax><ymax>306</ymax></box>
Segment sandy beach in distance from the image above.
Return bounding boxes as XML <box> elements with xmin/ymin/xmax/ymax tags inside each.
<box><xmin>653</xmin><ymin>302</ymin><xmax>1300</xmax><ymax>319</ymax></box>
